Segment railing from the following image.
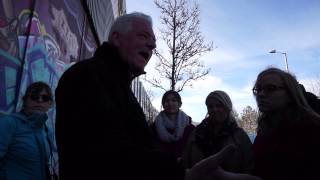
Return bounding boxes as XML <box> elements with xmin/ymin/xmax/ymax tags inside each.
<box><xmin>131</xmin><ymin>77</ymin><xmax>158</xmax><ymax>124</ymax></box>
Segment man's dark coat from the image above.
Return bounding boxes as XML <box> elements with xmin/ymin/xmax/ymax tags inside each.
<box><xmin>55</xmin><ymin>43</ymin><xmax>184</xmax><ymax>180</ymax></box>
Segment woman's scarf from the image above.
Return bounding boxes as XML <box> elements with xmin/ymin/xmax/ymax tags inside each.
<box><xmin>155</xmin><ymin>110</ymin><xmax>190</xmax><ymax>143</ymax></box>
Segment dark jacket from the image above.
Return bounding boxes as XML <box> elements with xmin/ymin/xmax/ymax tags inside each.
<box><xmin>0</xmin><ymin>112</ymin><xmax>49</xmax><ymax>180</ymax></box>
<box><xmin>55</xmin><ymin>42</ymin><xmax>184</xmax><ymax>180</ymax></box>
<box><xmin>253</xmin><ymin>111</ymin><xmax>320</xmax><ymax>180</ymax></box>
<box><xmin>181</xmin><ymin>118</ymin><xmax>254</xmax><ymax>173</ymax></box>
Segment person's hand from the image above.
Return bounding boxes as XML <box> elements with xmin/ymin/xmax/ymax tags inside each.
<box><xmin>212</xmin><ymin>169</ymin><xmax>262</xmax><ymax>180</ymax></box>
<box><xmin>185</xmin><ymin>144</ymin><xmax>262</xmax><ymax>180</ymax></box>
<box><xmin>185</xmin><ymin>144</ymin><xmax>236</xmax><ymax>180</ymax></box>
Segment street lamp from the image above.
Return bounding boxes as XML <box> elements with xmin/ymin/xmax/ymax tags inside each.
<box><xmin>269</xmin><ymin>49</ymin><xmax>289</xmax><ymax>72</ymax></box>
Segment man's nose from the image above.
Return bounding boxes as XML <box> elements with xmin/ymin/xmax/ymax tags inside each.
<box><xmin>147</xmin><ymin>39</ymin><xmax>156</xmax><ymax>50</ymax></box>
<box><xmin>37</xmin><ymin>97</ymin><xmax>45</xmax><ymax>102</ymax></box>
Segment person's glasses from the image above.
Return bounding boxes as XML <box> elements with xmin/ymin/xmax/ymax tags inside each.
<box><xmin>252</xmin><ymin>85</ymin><xmax>285</xmax><ymax>95</ymax></box>
<box><xmin>29</xmin><ymin>93</ymin><xmax>52</xmax><ymax>102</ymax></box>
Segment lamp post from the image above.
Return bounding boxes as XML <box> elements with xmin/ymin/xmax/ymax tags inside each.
<box><xmin>269</xmin><ymin>49</ymin><xmax>289</xmax><ymax>72</ymax></box>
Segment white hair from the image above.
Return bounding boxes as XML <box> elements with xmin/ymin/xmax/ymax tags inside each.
<box><xmin>108</xmin><ymin>12</ymin><xmax>153</xmax><ymax>41</ymax></box>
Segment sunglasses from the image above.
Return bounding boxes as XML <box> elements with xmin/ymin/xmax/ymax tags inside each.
<box><xmin>29</xmin><ymin>93</ymin><xmax>52</xmax><ymax>102</ymax></box>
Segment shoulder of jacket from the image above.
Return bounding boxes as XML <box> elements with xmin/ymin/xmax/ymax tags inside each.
<box><xmin>232</xmin><ymin>127</ymin><xmax>248</xmax><ymax>137</ymax></box>
<box><xmin>232</xmin><ymin>128</ymin><xmax>252</xmax><ymax>144</ymax></box>
<box><xmin>187</xmin><ymin>116</ymin><xmax>194</xmax><ymax>125</ymax></box>
<box><xmin>0</xmin><ymin>114</ymin><xmax>13</xmax><ymax>121</ymax></box>
<box><xmin>57</xmin><ymin>58</ymin><xmax>100</xmax><ymax>89</ymax></box>
<box><xmin>64</xmin><ymin>58</ymin><xmax>94</xmax><ymax>76</ymax></box>
<box><xmin>0</xmin><ymin>113</ymin><xmax>19</xmax><ymax>129</ymax></box>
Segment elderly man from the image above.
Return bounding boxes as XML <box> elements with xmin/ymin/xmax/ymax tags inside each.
<box><xmin>55</xmin><ymin>12</ymin><xmax>260</xmax><ymax>180</ymax></box>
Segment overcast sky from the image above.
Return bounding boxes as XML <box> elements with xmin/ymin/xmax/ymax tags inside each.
<box><xmin>126</xmin><ymin>0</ymin><xmax>320</xmax><ymax>123</ymax></box>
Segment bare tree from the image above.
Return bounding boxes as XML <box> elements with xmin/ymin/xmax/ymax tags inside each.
<box><xmin>305</xmin><ymin>76</ymin><xmax>320</xmax><ymax>96</ymax></box>
<box><xmin>233</xmin><ymin>110</ymin><xmax>241</xmax><ymax>123</ymax></box>
<box><xmin>239</xmin><ymin>106</ymin><xmax>258</xmax><ymax>134</ymax></box>
<box><xmin>145</xmin><ymin>0</ymin><xmax>214</xmax><ymax>92</ymax></box>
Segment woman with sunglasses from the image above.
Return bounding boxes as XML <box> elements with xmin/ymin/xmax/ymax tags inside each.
<box><xmin>0</xmin><ymin>82</ymin><xmax>53</xmax><ymax>180</ymax></box>
<box><xmin>252</xmin><ymin>67</ymin><xmax>320</xmax><ymax>180</ymax></box>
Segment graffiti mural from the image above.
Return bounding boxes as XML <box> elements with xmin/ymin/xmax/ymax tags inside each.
<box><xmin>0</xmin><ymin>0</ymin><xmax>97</xmax><ymax>176</ymax></box>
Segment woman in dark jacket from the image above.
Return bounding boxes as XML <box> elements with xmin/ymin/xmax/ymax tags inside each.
<box><xmin>151</xmin><ymin>90</ymin><xmax>195</xmax><ymax>159</ymax></box>
<box><xmin>181</xmin><ymin>90</ymin><xmax>254</xmax><ymax>174</ymax></box>
<box><xmin>252</xmin><ymin>67</ymin><xmax>320</xmax><ymax>180</ymax></box>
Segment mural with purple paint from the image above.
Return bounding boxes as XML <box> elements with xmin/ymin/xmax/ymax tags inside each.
<box><xmin>0</xmin><ymin>0</ymin><xmax>97</xmax><ymax>176</ymax></box>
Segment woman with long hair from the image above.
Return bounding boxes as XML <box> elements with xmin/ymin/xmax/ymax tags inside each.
<box><xmin>181</xmin><ymin>90</ymin><xmax>253</xmax><ymax>174</ymax></box>
<box><xmin>252</xmin><ymin>67</ymin><xmax>320</xmax><ymax>180</ymax></box>
<box><xmin>151</xmin><ymin>90</ymin><xmax>195</xmax><ymax>159</ymax></box>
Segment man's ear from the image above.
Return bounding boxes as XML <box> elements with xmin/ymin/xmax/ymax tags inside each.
<box><xmin>110</xmin><ymin>32</ymin><xmax>121</xmax><ymax>47</ymax></box>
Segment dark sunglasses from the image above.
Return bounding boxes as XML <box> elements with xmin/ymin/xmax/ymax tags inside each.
<box><xmin>29</xmin><ymin>93</ymin><xmax>52</xmax><ymax>102</ymax></box>
<box><xmin>252</xmin><ymin>85</ymin><xmax>285</xmax><ymax>95</ymax></box>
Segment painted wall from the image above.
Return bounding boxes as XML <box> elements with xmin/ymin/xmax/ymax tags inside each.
<box><xmin>0</xmin><ymin>0</ymin><xmax>157</xmax><ymax>176</ymax></box>
<box><xmin>0</xmin><ymin>0</ymin><xmax>97</xmax><ymax>175</ymax></box>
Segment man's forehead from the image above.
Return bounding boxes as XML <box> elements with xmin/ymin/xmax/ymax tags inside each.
<box><xmin>129</xmin><ymin>18</ymin><xmax>155</xmax><ymax>40</ymax></box>
<box><xmin>132</xmin><ymin>18</ymin><xmax>151</xmax><ymax>27</ymax></box>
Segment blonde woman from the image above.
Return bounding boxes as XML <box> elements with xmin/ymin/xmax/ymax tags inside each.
<box><xmin>181</xmin><ymin>90</ymin><xmax>253</xmax><ymax>174</ymax></box>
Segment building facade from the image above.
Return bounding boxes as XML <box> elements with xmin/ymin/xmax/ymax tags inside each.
<box><xmin>0</xmin><ymin>0</ymin><xmax>157</xmax><ymax>175</ymax></box>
